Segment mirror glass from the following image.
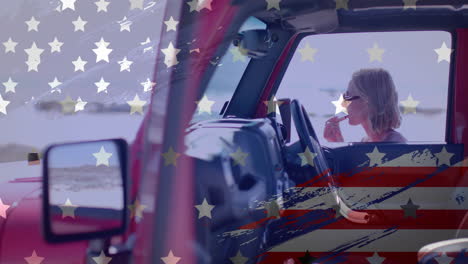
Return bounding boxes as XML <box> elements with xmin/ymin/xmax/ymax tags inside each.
<box><xmin>47</xmin><ymin>140</ymin><xmax>124</xmax><ymax>235</ymax></box>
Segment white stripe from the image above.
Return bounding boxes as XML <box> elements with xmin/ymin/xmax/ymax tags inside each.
<box><xmin>281</xmin><ymin>187</ymin><xmax>468</xmax><ymax>210</ymax></box>
<box><xmin>268</xmin><ymin>229</ymin><xmax>458</xmax><ymax>252</ymax></box>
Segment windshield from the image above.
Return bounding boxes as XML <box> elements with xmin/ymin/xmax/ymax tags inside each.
<box><xmin>190</xmin><ymin>17</ymin><xmax>266</xmax><ymax>124</ymax></box>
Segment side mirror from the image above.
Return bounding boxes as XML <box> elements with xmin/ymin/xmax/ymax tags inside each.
<box><xmin>418</xmin><ymin>238</ymin><xmax>468</xmax><ymax>263</ymax></box>
<box><xmin>42</xmin><ymin>138</ymin><xmax>129</xmax><ymax>243</ymax></box>
<box><xmin>233</xmin><ymin>29</ymin><xmax>276</xmax><ymax>59</ymax></box>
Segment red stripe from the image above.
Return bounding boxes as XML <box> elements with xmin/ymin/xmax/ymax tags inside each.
<box><xmin>239</xmin><ymin>210</ymin><xmax>468</xmax><ymax>230</ymax></box>
<box><xmin>255</xmin><ymin>251</ymin><xmax>466</xmax><ymax>264</ymax></box>
<box><xmin>298</xmin><ymin>167</ymin><xmax>468</xmax><ymax>187</ymax></box>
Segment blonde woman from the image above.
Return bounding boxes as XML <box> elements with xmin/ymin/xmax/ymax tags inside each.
<box><xmin>324</xmin><ymin>68</ymin><xmax>407</xmax><ymax>143</ymax></box>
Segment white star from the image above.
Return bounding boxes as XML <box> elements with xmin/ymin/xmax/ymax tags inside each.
<box><xmin>400</xmin><ymin>94</ymin><xmax>420</xmax><ymax>114</ymax></box>
<box><xmin>194</xmin><ymin>198</ymin><xmax>215</xmax><ymax>219</ymax></box>
<box><xmin>95</xmin><ymin>77</ymin><xmax>110</xmax><ymax>93</ymax></box>
<box><xmin>298</xmin><ymin>42</ymin><xmax>318</xmax><ymax>62</ymax></box>
<box><xmin>366</xmin><ymin>252</ymin><xmax>385</xmax><ymax>264</ymax></box>
<box><xmin>434</xmin><ymin>147</ymin><xmax>454</xmax><ymax>166</ymax></box>
<box><xmin>3</xmin><ymin>77</ymin><xmax>17</xmax><ymax>93</ymax></box>
<box><xmin>60</xmin><ymin>0</ymin><xmax>77</xmax><ymax>11</ymax></box>
<box><xmin>187</xmin><ymin>0</ymin><xmax>213</xmax><ymax>12</ymax></box>
<box><xmin>164</xmin><ymin>16</ymin><xmax>179</xmax><ymax>32</ymax></box>
<box><xmin>93</xmin><ymin>146</ymin><xmax>113</xmax><ymax>166</ymax></box>
<box><xmin>92</xmin><ymin>251</ymin><xmax>112</xmax><ymax>264</ymax></box>
<box><xmin>129</xmin><ymin>0</ymin><xmax>144</xmax><ymax>10</ymax></box>
<box><xmin>72</xmin><ymin>56</ymin><xmax>87</xmax><ymax>72</ymax></box>
<box><xmin>141</xmin><ymin>78</ymin><xmax>156</xmax><ymax>92</ymax></box>
<box><xmin>118</xmin><ymin>56</ymin><xmax>133</xmax><ymax>72</ymax></box>
<box><xmin>72</xmin><ymin>16</ymin><xmax>87</xmax><ymax>32</ymax></box>
<box><xmin>403</xmin><ymin>0</ymin><xmax>418</xmax><ymax>10</ymax></box>
<box><xmin>59</xmin><ymin>198</ymin><xmax>78</xmax><ymax>219</ymax></box>
<box><xmin>161</xmin><ymin>250</ymin><xmax>181</xmax><ymax>264</ymax></box>
<box><xmin>3</xmin><ymin>38</ymin><xmax>18</xmax><ymax>53</ymax></box>
<box><xmin>118</xmin><ymin>16</ymin><xmax>132</xmax><ymax>32</ymax></box>
<box><xmin>196</xmin><ymin>95</ymin><xmax>215</xmax><ymax>114</ymax></box>
<box><xmin>434</xmin><ymin>42</ymin><xmax>453</xmax><ymax>63</ymax></box>
<box><xmin>127</xmin><ymin>94</ymin><xmax>146</xmax><ymax>115</ymax></box>
<box><xmin>230</xmin><ymin>250</ymin><xmax>248</xmax><ymax>264</ymax></box>
<box><xmin>0</xmin><ymin>94</ymin><xmax>10</xmax><ymax>115</ymax></box>
<box><xmin>24</xmin><ymin>250</ymin><xmax>44</xmax><ymax>264</ymax></box>
<box><xmin>335</xmin><ymin>0</ymin><xmax>349</xmax><ymax>10</ymax></box>
<box><xmin>298</xmin><ymin>146</ymin><xmax>318</xmax><ymax>167</ymax></box>
<box><xmin>366</xmin><ymin>147</ymin><xmax>386</xmax><ymax>166</ymax></box>
<box><xmin>75</xmin><ymin>97</ymin><xmax>87</xmax><ymax>112</ymax></box>
<box><xmin>25</xmin><ymin>16</ymin><xmax>40</xmax><ymax>32</ymax></box>
<box><xmin>161</xmin><ymin>42</ymin><xmax>181</xmax><ymax>68</ymax></box>
<box><xmin>367</xmin><ymin>43</ymin><xmax>385</xmax><ymax>62</ymax></box>
<box><xmin>48</xmin><ymin>37</ymin><xmax>64</xmax><ymax>53</ymax></box>
<box><xmin>92</xmin><ymin>37</ymin><xmax>113</xmax><ymax>63</ymax></box>
<box><xmin>331</xmin><ymin>93</ymin><xmax>348</xmax><ymax>115</ymax></box>
<box><xmin>265</xmin><ymin>0</ymin><xmax>281</xmax><ymax>10</ymax></box>
<box><xmin>95</xmin><ymin>0</ymin><xmax>110</xmax><ymax>12</ymax></box>
<box><xmin>0</xmin><ymin>198</ymin><xmax>10</xmax><ymax>219</ymax></box>
<box><xmin>48</xmin><ymin>77</ymin><xmax>62</xmax><ymax>93</ymax></box>
<box><xmin>24</xmin><ymin>42</ymin><xmax>44</xmax><ymax>72</ymax></box>
<box><xmin>434</xmin><ymin>252</ymin><xmax>454</xmax><ymax>264</ymax></box>
<box><xmin>141</xmin><ymin>37</ymin><xmax>153</xmax><ymax>53</ymax></box>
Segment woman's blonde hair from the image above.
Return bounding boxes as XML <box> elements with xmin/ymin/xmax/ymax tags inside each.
<box><xmin>350</xmin><ymin>68</ymin><xmax>401</xmax><ymax>134</ymax></box>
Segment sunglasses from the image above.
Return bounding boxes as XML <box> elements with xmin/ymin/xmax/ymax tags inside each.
<box><xmin>343</xmin><ymin>92</ymin><xmax>361</xmax><ymax>102</ymax></box>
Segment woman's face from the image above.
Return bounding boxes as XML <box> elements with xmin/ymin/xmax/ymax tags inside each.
<box><xmin>345</xmin><ymin>81</ymin><xmax>369</xmax><ymax>126</ymax></box>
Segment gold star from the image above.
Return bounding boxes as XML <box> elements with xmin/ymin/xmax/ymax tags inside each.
<box><xmin>434</xmin><ymin>42</ymin><xmax>453</xmax><ymax>63</ymax></box>
<box><xmin>195</xmin><ymin>95</ymin><xmax>215</xmax><ymax>114</ymax></box>
<box><xmin>230</xmin><ymin>147</ymin><xmax>249</xmax><ymax>166</ymax></box>
<box><xmin>0</xmin><ymin>94</ymin><xmax>10</xmax><ymax>115</ymax></box>
<box><xmin>162</xmin><ymin>147</ymin><xmax>181</xmax><ymax>166</ymax></box>
<box><xmin>93</xmin><ymin>146</ymin><xmax>113</xmax><ymax>166</ymax></box>
<box><xmin>59</xmin><ymin>96</ymin><xmax>77</xmax><ymax>114</ymax></box>
<box><xmin>127</xmin><ymin>94</ymin><xmax>146</xmax><ymax>115</ymax></box>
<box><xmin>366</xmin><ymin>146</ymin><xmax>386</xmax><ymax>166</ymax></box>
<box><xmin>298</xmin><ymin>42</ymin><xmax>318</xmax><ymax>62</ymax></box>
<box><xmin>230</xmin><ymin>46</ymin><xmax>247</xmax><ymax>62</ymax></box>
<box><xmin>230</xmin><ymin>250</ymin><xmax>248</xmax><ymax>264</ymax></box>
<box><xmin>92</xmin><ymin>250</ymin><xmax>112</xmax><ymax>264</ymax></box>
<box><xmin>367</xmin><ymin>43</ymin><xmax>385</xmax><ymax>62</ymax></box>
<box><xmin>400</xmin><ymin>94</ymin><xmax>420</xmax><ymax>114</ymax></box>
<box><xmin>164</xmin><ymin>16</ymin><xmax>179</xmax><ymax>32</ymax></box>
<box><xmin>298</xmin><ymin>147</ymin><xmax>318</xmax><ymax>167</ymax></box>
<box><xmin>59</xmin><ymin>198</ymin><xmax>78</xmax><ymax>219</ymax></box>
<box><xmin>161</xmin><ymin>250</ymin><xmax>181</xmax><ymax>264</ymax></box>
<box><xmin>161</xmin><ymin>42</ymin><xmax>181</xmax><ymax>68</ymax></box>
<box><xmin>331</xmin><ymin>94</ymin><xmax>348</xmax><ymax>115</ymax></box>
<box><xmin>403</xmin><ymin>0</ymin><xmax>418</xmax><ymax>10</ymax></box>
<box><xmin>24</xmin><ymin>250</ymin><xmax>44</xmax><ymax>264</ymax></box>
<box><xmin>128</xmin><ymin>199</ymin><xmax>147</xmax><ymax>219</ymax></box>
<box><xmin>0</xmin><ymin>198</ymin><xmax>10</xmax><ymax>219</ymax></box>
<box><xmin>263</xmin><ymin>98</ymin><xmax>284</xmax><ymax>114</ymax></box>
<box><xmin>265</xmin><ymin>0</ymin><xmax>281</xmax><ymax>10</ymax></box>
<box><xmin>265</xmin><ymin>200</ymin><xmax>281</xmax><ymax>218</ymax></box>
<box><xmin>434</xmin><ymin>146</ymin><xmax>454</xmax><ymax>166</ymax></box>
<box><xmin>194</xmin><ymin>198</ymin><xmax>215</xmax><ymax>219</ymax></box>
<box><xmin>335</xmin><ymin>0</ymin><xmax>348</xmax><ymax>10</ymax></box>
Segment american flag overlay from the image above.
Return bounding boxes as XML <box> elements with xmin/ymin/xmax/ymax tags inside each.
<box><xmin>1</xmin><ymin>0</ymin><xmax>468</xmax><ymax>264</ymax></box>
